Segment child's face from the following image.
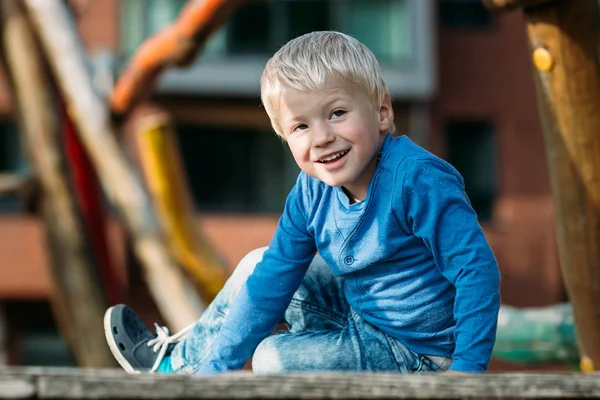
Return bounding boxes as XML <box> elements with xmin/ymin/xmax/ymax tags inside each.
<box><xmin>277</xmin><ymin>76</ymin><xmax>393</xmax><ymax>201</ymax></box>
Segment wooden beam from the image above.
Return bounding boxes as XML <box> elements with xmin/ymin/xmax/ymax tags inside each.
<box><xmin>21</xmin><ymin>0</ymin><xmax>204</xmax><ymax>331</ymax></box>
<box><xmin>61</xmin><ymin>101</ymin><xmax>124</xmax><ymax>306</ymax></box>
<box><xmin>111</xmin><ymin>0</ymin><xmax>249</xmax><ymax>117</ymax></box>
<box><xmin>482</xmin><ymin>0</ymin><xmax>555</xmax><ymax>13</ymax></box>
<box><xmin>2</xmin><ymin>367</ymin><xmax>600</xmax><ymax>399</ymax></box>
<box><xmin>520</xmin><ymin>0</ymin><xmax>600</xmax><ymax>371</ymax></box>
<box><xmin>133</xmin><ymin>112</ymin><xmax>229</xmax><ymax>302</ymax></box>
<box><xmin>0</xmin><ymin>0</ymin><xmax>115</xmax><ymax>367</ymax></box>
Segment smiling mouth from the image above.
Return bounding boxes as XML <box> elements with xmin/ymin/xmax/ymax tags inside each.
<box><xmin>318</xmin><ymin>150</ymin><xmax>349</xmax><ymax>163</ymax></box>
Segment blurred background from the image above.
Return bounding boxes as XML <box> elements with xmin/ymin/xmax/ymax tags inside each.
<box><xmin>0</xmin><ymin>0</ymin><xmax>563</xmax><ymax>371</ymax></box>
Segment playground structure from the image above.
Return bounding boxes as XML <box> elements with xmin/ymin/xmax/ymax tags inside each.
<box><xmin>1</xmin><ymin>0</ymin><xmax>237</xmax><ymax>366</ymax></box>
<box><xmin>484</xmin><ymin>0</ymin><xmax>600</xmax><ymax>372</ymax></box>
<box><xmin>1</xmin><ymin>0</ymin><xmax>600</xmax><ymax>397</ymax></box>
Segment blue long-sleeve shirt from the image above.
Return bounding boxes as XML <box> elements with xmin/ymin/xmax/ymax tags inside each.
<box><xmin>200</xmin><ymin>134</ymin><xmax>501</xmax><ymax>373</ymax></box>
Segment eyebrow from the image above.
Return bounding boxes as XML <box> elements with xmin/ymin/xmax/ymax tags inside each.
<box><xmin>323</xmin><ymin>98</ymin><xmax>342</xmax><ymax>108</ymax></box>
<box><xmin>283</xmin><ymin>90</ymin><xmax>349</xmax><ymax>123</ymax></box>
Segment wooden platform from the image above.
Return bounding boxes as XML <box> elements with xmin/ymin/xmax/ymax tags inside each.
<box><xmin>1</xmin><ymin>367</ymin><xmax>600</xmax><ymax>399</ymax></box>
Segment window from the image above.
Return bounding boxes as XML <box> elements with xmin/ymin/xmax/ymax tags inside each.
<box><xmin>120</xmin><ymin>0</ymin><xmax>434</xmax><ymax>100</ymax></box>
<box><xmin>120</xmin><ymin>0</ymin><xmax>188</xmax><ymax>56</ymax></box>
<box><xmin>0</xmin><ymin>121</ymin><xmax>27</xmax><ymax>212</ymax></box>
<box><xmin>6</xmin><ymin>301</ymin><xmax>76</xmax><ymax>367</ymax></box>
<box><xmin>175</xmin><ymin>125</ymin><xmax>298</xmax><ymax>213</ymax></box>
<box><xmin>445</xmin><ymin>120</ymin><xmax>495</xmax><ymax>220</ymax></box>
<box><xmin>20</xmin><ymin>326</ymin><xmax>76</xmax><ymax>366</ymax></box>
<box><xmin>0</xmin><ymin>305</ymin><xmax>5</xmax><ymax>365</ymax></box>
<box><xmin>439</xmin><ymin>0</ymin><xmax>492</xmax><ymax>28</ymax></box>
<box><xmin>286</xmin><ymin>0</ymin><xmax>330</xmax><ymax>42</ymax></box>
<box><xmin>227</xmin><ymin>1</ymin><xmax>273</xmax><ymax>55</ymax></box>
<box><xmin>0</xmin><ymin>121</ymin><xmax>22</xmax><ymax>173</ymax></box>
<box><xmin>120</xmin><ymin>0</ymin><xmax>413</xmax><ymax>65</ymax></box>
<box><xmin>337</xmin><ymin>0</ymin><xmax>412</xmax><ymax>64</ymax></box>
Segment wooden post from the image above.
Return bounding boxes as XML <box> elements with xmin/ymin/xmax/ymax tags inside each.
<box><xmin>61</xmin><ymin>100</ymin><xmax>124</xmax><ymax>306</ymax></box>
<box><xmin>484</xmin><ymin>0</ymin><xmax>600</xmax><ymax>371</ymax></box>
<box><xmin>0</xmin><ymin>0</ymin><xmax>115</xmax><ymax>367</ymax></box>
<box><xmin>21</xmin><ymin>0</ymin><xmax>204</xmax><ymax>331</ymax></box>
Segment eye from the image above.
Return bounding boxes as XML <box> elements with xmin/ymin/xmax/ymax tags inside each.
<box><xmin>331</xmin><ymin>110</ymin><xmax>346</xmax><ymax>119</ymax></box>
<box><xmin>292</xmin><ymin>124</ymin><xmax>308</xmax><ymax>133</ymax></box>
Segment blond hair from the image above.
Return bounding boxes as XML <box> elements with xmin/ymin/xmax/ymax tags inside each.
<box><xmin>260</xmin><ymin>31</ymin><xmax>392</xmax><ymax>135</ymax></box>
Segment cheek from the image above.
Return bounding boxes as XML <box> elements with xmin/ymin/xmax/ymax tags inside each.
<box><xmin>287</xmin><ymin>141</ymin><xmax>310</xmax><ymax>164</ymax></box>
<box><xmin>347</xmin><ymin>114</ymin><xmax>378</xmax><ymax>137</ymax></box>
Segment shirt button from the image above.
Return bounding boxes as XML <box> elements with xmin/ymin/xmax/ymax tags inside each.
<box><xmin>344</xmin><ymin>256</ymin><xmax>355</xmax><ymax>265</ymax></box>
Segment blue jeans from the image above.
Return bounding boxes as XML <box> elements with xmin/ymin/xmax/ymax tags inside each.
<box><xmin>170</xmin><ymin>247</ymin><xmax>450</xmax><ymax>375</ymax></box>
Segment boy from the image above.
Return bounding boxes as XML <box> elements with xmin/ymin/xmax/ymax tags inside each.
<box><xmin>105</xmin><ymin>31</ymin><xmax>500</xmax><ymax>375</ymax></box>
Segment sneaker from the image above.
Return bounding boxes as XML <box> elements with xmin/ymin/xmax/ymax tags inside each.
<box><xmin>103</xmin><ymin>304</ymin><xmax>193</xmax><ymax>373</ymax></box>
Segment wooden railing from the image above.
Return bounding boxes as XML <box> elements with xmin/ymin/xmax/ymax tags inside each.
<box><xmin>1</xmin><ymin>367</ymin><xmax>600</xmax><ymax>399</ymax></box>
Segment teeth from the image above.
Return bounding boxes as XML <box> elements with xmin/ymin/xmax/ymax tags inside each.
<box><xmin>319</xmin><ymin>150</ymin><xmax>348</xmax><ymax>163</ymax></box>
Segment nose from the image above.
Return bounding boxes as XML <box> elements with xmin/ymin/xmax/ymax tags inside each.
<box><xmin>312</xmin><ymin>124</ymin><xmax>335</xmax><ymax>147</ymax></box>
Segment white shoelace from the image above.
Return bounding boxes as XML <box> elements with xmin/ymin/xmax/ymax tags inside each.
<box><xmin>147</xmin><ymin>322</ymin><xmax>195</xmax><ymax>372</ymax></box>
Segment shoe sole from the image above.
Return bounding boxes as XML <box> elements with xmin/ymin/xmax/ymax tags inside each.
<box><xmin>103</xmin><ymin>306</ymin><xmax>141</xmax><ymax>374</ymax></box>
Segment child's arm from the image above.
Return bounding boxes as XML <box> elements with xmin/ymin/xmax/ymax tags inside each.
<box><xmin>400</xmin><ymin>158</ymin><xmax>501</xmax><ymax>373</ymax></box>
<box><xmin>198</xmin><ymin>178</ymin><xmax>316</xmax><ymax>373</ymax></box>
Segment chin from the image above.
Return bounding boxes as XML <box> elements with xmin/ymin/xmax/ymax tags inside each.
<box><xmin>318</xmin><ymin>176</ymin><xmax>353</xmax><ymax>188</ymax></box>
<box><xmin>307</xmin><ymin>168</ymin><xmax>357</xmax><ymax>187</ymax></box>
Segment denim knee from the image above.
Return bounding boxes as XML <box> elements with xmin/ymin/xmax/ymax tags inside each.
<box><xmin>229</xmin><ymin>247</ymin><xmax>268</xmax><ymax>284</ymax></box>
<box><xmin>252</xmin><ymin>335</ymin><xmax>286</xmax><ymax>373</ymax></box>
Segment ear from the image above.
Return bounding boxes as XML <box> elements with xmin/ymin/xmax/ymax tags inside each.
<box><xmin>378</xmin><ymin>94</ymin><xmax>394</xmax><ymax>134</ymax></box>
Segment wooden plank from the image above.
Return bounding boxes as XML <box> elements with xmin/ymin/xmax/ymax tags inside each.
<box><xmin>0</xmin><ymin>0</ymin><xmax>115</xmax><ymax>367</ymax></box>
<box><xmin>22</xmin><ymin>0</ymin><xmax>204</xmax><ymax>331</ymax></box>
<box><xmin>36</xmin><ymin>369</ymin><xmax>188</xmax><ymax>399</ymax></box>
<box><xmin>518</xmin><ymin>0</ymin><xmax>600</xmax><ymax>372</ymax></box>
<box><xmin>1</xmin><ymin>367</ymin><xmax>600</xmax><ymax>399</ymax></box>
<box><xmin>0</xmin><ymin>373</ymin><xmax>35</xmax><ymax>399</ymax></box>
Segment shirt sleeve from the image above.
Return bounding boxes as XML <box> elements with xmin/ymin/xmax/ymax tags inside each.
<box><xmin>198</xmin><ymin>176</ymin><xmax>317</xmax><ymax>373</ymax></box>
<box><xmin>400</xmin><ymin>158</ymin><xmax>501</xmax><ymax>373</ymax></box>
